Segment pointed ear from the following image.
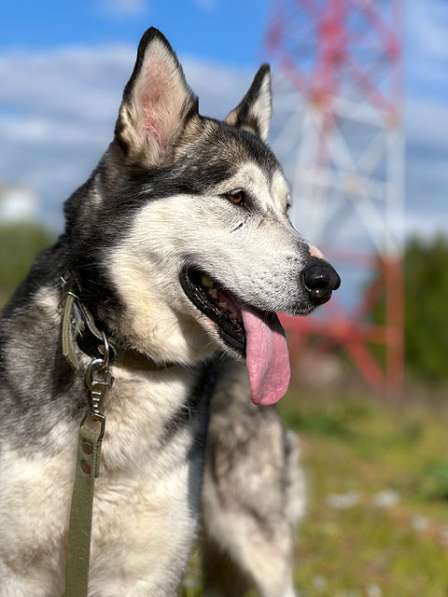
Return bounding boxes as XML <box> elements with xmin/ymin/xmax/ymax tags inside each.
<box><xmin>225</xmin><ymin>64</ymin><xmax>272</xmax><ymax>141</ymax></box>
<box><xmin>115</xmin><ymin>27</ymin><xmax>198</xmax><ymax>165</ymax></box>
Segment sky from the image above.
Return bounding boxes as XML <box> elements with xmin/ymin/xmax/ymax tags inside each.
<box><xmin>0</xmin><ymin>0</ymin><xmax>447</xmax><ymax>248</ymax></box>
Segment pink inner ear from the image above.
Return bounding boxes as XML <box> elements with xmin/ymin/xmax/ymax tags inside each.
<box><xmin>137</xmin><ymin>55</ymin><xmax>183</xmax><ymax>154</ymax></box>
<box><xmin>141</xmin><ymin>94</ymin><xmax>163</xmax><ymax>149</ymax></box>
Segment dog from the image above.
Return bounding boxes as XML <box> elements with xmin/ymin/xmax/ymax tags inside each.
<box><xmin>0</xmin><ymin>27</ymin><xmax>340</xmax><ymax>596</ymax></box>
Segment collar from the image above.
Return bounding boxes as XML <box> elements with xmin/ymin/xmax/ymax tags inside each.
<box><xmin>60</xmin><ymin>273</ymin><xmax>170</xmax><ymax>373</ymax></box>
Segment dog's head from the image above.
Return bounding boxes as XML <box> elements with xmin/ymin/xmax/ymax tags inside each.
<box><xmin>66</xmin><ymin>28</ymin><xmax>340</xmax><ymax>403</ymax></box>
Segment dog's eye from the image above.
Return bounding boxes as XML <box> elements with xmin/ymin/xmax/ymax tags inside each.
<box><xmin>225</xmin><ymin>189</ymin><xmax>246</xmax><ymax>206</ymax></box>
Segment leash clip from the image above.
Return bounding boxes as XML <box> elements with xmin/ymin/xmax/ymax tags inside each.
<box><xmin>84</xmin><ymin>332</ymin><xmax>114</xmax><ymax>420</ymax></box>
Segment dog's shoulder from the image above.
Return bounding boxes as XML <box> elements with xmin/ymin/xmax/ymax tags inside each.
<box><xmin>0</xmin><ymin>240</ymin><xmax>84</xmax><ymax>450</ymax></box>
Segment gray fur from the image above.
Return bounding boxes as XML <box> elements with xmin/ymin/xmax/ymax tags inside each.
<box><xmin>202</xmin><ymin>363</ymin><xmax>305</xmax><ymax>597</ymax></box>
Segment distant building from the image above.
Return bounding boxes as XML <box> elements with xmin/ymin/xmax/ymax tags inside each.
<box><xmin>0</xmin><ymin>184</ymin><xmax>37</xmax><ymax>222</ymax></box>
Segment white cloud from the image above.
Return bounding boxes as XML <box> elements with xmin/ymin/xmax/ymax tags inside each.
<box><xmin>406</xmin><ymin>0</ymin><xmax>448</xmax><ymax>100</ymax></box>
<box><xmin>0</xmin><ymin>43</ymin><xmax>446</xmax><ymax>244</ymax></box>
<box><xmin>0</xmin><ymin>44</ymin><xmax>252</xmax><ymax>228</ymax></box>
<box><xmin>405</xmin><ymin>212</ymin><xmax>448</xmax><ymax>240</ymax></box>
<box><xmin>0</xmin><ymin>186</ymin><xmax>37</xmax><ymax>222</ymax></box>
<box><xmin>98</xmin><ymin>0</ymin><xmax>148</xmax><ymax>17</ymax></box>
<box><xmin>406</xmin><ymin>99</ymin><xmax>448</xmax><ymax>149</ymax></box>
<box><xmin>0</xmin><ymin>115</ymin><xmax>106</xmax><ymax>145</ymax></box>
<box><xmin>410</xmin><ymin>1</ymin><xmax>448</xmax><ymax>63</ymax></box>
<box><xmin>192</xmin><ymin>0</ymin><xmax>219</xmax><ymax>13</ymax></box>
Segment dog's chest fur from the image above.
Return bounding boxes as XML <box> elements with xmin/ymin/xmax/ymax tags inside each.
<box><xmin>0</xmin><ymin>288</ymin><xmax>216</xmax><ymax>596</ymax></box>
<box><xmin>90</xmin><ymin>365</ymin><xmax>211</xmax><ymax>595</ymax></box>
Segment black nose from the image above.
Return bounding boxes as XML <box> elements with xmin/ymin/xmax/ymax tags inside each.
<box><xmin>302</xmin><ymin>259</ymin><xmax>341</xmax><ymax>306</ymax></box>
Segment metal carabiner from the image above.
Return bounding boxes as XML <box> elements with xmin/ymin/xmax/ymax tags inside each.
<box><xmin>84</xmin><ymin>345</ymin><xmax>113</xmax><ymax>418</ymax></box>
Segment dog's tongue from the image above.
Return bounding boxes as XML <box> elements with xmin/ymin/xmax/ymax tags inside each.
<box><xmin>241</xmin><ymin>309</ymin><xmax>291</xmax><ymax>406</ymax></box>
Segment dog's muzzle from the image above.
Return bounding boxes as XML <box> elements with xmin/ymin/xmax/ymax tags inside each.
<box><xmin>302</xmin><ymin>258</ymin><xmax>341</xmax><ymax>306</ymax></box>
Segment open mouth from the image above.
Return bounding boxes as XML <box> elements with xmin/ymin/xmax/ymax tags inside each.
<box><xmin>180</xmin><ymin>265</ymin><xmax>292</xmax><ymax>408</ymax></box>
<box><xmin>180</xmin><ymin>266</ymin><xmax>246</xmax><ymax>354</ymax></box>
<box><xmin>179</xmin><ymin>261</ymin><xmax>339</xmax><ymax>408</ymax></box>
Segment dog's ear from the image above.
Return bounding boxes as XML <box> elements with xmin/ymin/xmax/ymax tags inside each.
<box><xmin>225</xmin><ymin>64</ymin><xmax>272</xmax><ymax>142</ymax></box>
<box><xmin>115</xmin><ymin>27</ymin><xmax>198</xmax><ymax>165</ymax></box>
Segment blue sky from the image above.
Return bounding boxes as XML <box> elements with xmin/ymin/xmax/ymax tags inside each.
<box><xmin>0</xmin><ymin>0</ymin><xmax>270</xmax><ymax>66</ymax></box>
<box><xmin>0</xmin><ymin>0</ymin><xmax>447</xmax><ymax>246</ymax></box>
<box><xmin>1</xmin><ymin>0</ymin><xmax>447</xmax><ymax>96</ymax></box>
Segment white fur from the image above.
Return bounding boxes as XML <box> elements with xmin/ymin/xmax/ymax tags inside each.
<box><xmin>0</xmin><ymin>430</ymin><xmax>76</xmax><ymax>596</ymax></box>
<box><xmin>203</xmin><ymin>485</ymin><xmax>297</xmax><ymax>597</ymax></box>
<box><xmin>226</xmin><ymin>66</ymin><xmax>272</xmax><ymax>141</ymax></box>
<box><xmin>0</xmin><ymin>362</ymin><xmax>203</xmax><ymax>597</ymax></box>
<box><xmin>34</xmin><ymin>286</ymin><xmax>60</xmax><ymax>321</ymax></box>
<box><xmin>271</xmin><ymin>168</ymin><xmax>291</xmax><ymax>211</ymax></box>
<box><xmin>91</xmin><ymin>363</ymin><xmax>205</xmax><ymax>596</ymax></box>
<box><xmin>248</xmin><ymin>70</ymin><xmax>272</xmax><ymax>141</ymax></box>
<box><xmin>201</xmin><ymin>366</ymin><xmax>306</xmax><ymax>597</ymax></box>
<box><xmin>108</xmin><ymin>248</ymin><xmax>216</xmax><ymax>364</ymax></box>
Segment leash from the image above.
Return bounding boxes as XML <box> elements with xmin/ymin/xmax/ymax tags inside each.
<box><xmin>61</xmin><ymin>277</ymin><xmax>114</xmax><ymax>597</ymax></box>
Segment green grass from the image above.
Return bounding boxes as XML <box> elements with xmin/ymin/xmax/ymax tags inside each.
<box><xmin>186</xmin><ymin>387</ymin><xmax>448</xmax><ymax>596</ymax></box>
<box><xmin>285</xmin><ymin>389</ymin><xmax>448</xmax><ymax>596</ymax></box>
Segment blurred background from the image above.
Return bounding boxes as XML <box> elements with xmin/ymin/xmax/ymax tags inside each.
<box><xmin>1</xmin><ymin>1</ymin><xmax>448</xmax><ymax>594</ymax></box>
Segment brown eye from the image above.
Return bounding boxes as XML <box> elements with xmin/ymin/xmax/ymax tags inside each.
<box><xmin>225</xmin><ymin>189</ymin><xmax>246</xmax><ymax>206</ymax></box>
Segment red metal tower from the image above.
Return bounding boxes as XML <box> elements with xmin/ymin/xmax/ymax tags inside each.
<box><xmin>266</xmin><ymin>0</ymin><xmax>405</xmax><ymax>390</ymax></box>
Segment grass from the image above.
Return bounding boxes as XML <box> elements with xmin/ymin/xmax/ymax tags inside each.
<box><xmin>284</xmin><ymin>389</ymin><xmax>448</xmax><ymax>596</ymax></box>
<box><xmin>185</xmin><ymin>386</ymin><xmax>448</xmax><ymax>596</ymax></box>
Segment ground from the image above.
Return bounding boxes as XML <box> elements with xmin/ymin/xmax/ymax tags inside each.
<box><xmin>184</xmin><ymin>385</ymin><xmax>448</xmax><ymax>596</ymax></box>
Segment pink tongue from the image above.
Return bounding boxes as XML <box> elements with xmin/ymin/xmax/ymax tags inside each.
<box><xmin>241</xmin><ymin>309</ymin><xmax>291</xmax><ymax>406</ymax></box>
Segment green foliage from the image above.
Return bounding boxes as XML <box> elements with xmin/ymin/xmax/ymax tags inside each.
<box><xmin>417</xmin><ymin>462</ymin><xmax>448</xmax><ymax>501</ymax></box>
<box><xmin>281</xmin><ymin>396</ymin><xmax>373</xmax><ymax>440</ymax></box>
<box><xmin>286</xmin><ymin>390</ymin><xmax>448</xmax><ymax>594</ymax></box>
<box><xmin>404</xmin><ymin>234</ymin><xmax>448</xmax><ymax>383</ymax></box>
<box><xmin>0</xmin><ymin>222</ymin><xmax>54</xmax><ymax>306</ymax></box>
<box><xmin>372</xmin><ymin>234</ymin><xmax>448</xmax><ymax>383</ymax></box>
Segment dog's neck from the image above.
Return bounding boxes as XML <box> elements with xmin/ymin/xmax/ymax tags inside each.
<box><xmin>60</xmin><ymin>273</ymin><xmax>176</xmax><ymax>375</ymax></box>
<box><xmin>6</xmin><ymin>276</ymin><xmax>215</xmax><ymax>468</ymax></box>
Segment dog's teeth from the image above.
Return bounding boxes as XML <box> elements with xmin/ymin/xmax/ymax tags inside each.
<box><xmin>201</xmin><ymin>274</ymin><xmax>214</xmax><ymax>289</ymax></box>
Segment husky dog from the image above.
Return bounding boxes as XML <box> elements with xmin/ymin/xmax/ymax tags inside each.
<box><xmin>0</xmin><ymin>27</ymin><xmax>339</xmax><ymax>597</ymax></box>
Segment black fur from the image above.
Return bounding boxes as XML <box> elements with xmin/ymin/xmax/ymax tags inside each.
<box><xmin>228</xmin><ymin>64</ymin><xmax>271</xmax><ymax>138</ymax></box>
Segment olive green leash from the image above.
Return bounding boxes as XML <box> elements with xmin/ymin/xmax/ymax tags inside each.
<box><xmin>64</xmin><ymin>416</ymin><xmax>105</xmax><ymax>597</ymax></box>
<box><xmin>61</xmin><ymin>281</ymin><xmax>114</xmax><ymax>597</ymax></box>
